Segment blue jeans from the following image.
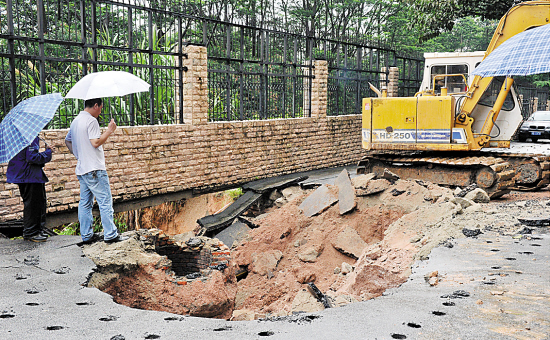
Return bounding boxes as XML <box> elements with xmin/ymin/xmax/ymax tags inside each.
<box><xmin>77</xmin><ymin>170</ymin><xmax>118</xmax><ymax>242</ymax></box>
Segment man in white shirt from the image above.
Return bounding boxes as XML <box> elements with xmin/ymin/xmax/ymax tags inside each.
<box><xmin>65</xmin><ymin>98</ymin><xmax>128</xmax><ymax>244</ymax></box>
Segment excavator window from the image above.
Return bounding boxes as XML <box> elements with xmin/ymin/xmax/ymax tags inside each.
<box><xmin>430</xmin><ymin>64</ymin><xmax>469</xmax><ymax>94</ymax></box>
<box><xmin>478</xmin><ymin>76</ymin><xmax>515</xmax><ymax>111</ymax></box>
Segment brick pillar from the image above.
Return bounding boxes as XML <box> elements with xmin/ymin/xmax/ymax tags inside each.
<box><xmin>304</xmin><ymin>60</ymin><xmax>328</xmax><ymax>118</ymax></box>
<box><xmin>533</xmin><ymin>97</ymin><xmax>539</xmax><ymax>114</ymax></box>
<box><xmin>546</xmin><ymin>99</ymin><xmax>550</xmax><ymax>110</ymax></box>
<box><xmin>380</xmin><ymin>67</ymin><xmax>399</xmax><ymax>97</ymax></box>
<box><xmin>178</xmin><ymin>45</ymin><xmax>208</xmax><ymax>125</ymax></box>
<box><xmin>388</xmin><ymin>67</ymin><xmax>399</xmax><ymax>97</ymax></box>
<box><xmin>519</xmin><ymin>94</ymin><xmax>524</xmax><ymax>113</ymax></box>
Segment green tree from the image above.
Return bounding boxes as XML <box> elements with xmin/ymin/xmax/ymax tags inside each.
<box><xmin>401</xmin><ymin>0</ymin><xmax>522</xmax><ymax>42</ymax></box>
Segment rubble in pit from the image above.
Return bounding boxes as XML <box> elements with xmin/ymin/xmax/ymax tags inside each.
<box><xmin>82</xmin><ymin>229</ymin><xmax>237</xmax><ymax>319</ymax></box>
<box><xmin>80</xmin><ymin>169</ymin><xmax>543</xmax><ymax>322</ymax></box>
<box><xmin>229</xmin><ymin>169</ymin><xmax>500</xmax><ymax>319</ymax></box>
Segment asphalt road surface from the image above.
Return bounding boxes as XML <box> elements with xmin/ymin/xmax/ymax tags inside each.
<box><xmin>1</xmin><ymin>162</ymin><xmax>549</xmax><ymax>340</ymax></box>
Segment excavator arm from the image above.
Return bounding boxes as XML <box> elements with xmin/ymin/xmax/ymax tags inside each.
<box><xmin>458</xmin><ymin>1</ymin><xmax>550</xmax><ymax>149</ymax></box>
<box><xmin>359</xmin><ymin>0</ymin><xmax>550</xmax><ymax>196</ymax></box>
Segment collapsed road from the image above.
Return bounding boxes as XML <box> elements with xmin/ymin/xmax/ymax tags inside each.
<box><xmin>0</xmin><ymin>165</ymin><xmax>549</xmax><ymax>339</ymax></box>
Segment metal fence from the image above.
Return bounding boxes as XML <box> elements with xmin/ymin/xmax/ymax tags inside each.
<box><xmin>317</xmin><ymin>40</ymin><xmax>422</xmax><ymax>116</ymax></box>
<box><xmin>207</xmin><ymin>27</ymin><xmax>315</xmax><ymax>121</ymax></box>
<box><xmin>0</xmin><ymin>0</ymin><xmax>422</xmax><ymax>127</ymax></box>
<box><xmin>515</xmin><ymin>84</ymin><xmax>550</xmax><ymax>118</ymax></box>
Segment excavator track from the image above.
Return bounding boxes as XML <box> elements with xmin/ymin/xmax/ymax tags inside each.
<box><xmin>357</xmin><ymin>154</ymin><xmax>516</xmax><ymax>198</ymax></box>
<box><xmin>482</xmin><ymin>151</ymin><xmax>550</xmax><ymax>191</ymax></box>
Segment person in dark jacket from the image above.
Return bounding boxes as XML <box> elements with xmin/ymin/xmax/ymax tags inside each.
<box><xmin>6</xmin><ymin>136</ymin><xmax>53</xmax><ymax>242</ymax></box>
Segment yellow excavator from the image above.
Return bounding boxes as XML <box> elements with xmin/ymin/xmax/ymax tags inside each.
<box><xmin>359</xmin><ymin>0</ymin><xmax>550</xmax><ymax>197</ymax></box>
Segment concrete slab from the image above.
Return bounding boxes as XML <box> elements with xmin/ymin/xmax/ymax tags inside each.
<box><xmin>298</xmin><ymin>185</ymin><xmax>338</xmax><ymax>217</ymax></box>
<box><xmin>334</xmin><ymin>169</ymin><xmax>356</xmax><ymax>215</ymax></box>
<box><xmin>197</xmin><ymin>191</ymin><xmax>262</xmax><ymax>235</ymax></box>
<box><xmin>214</xmin><ymin>220</ymin><xmax>251</xmax><ymax>249</ymax></box>
<box><xmin>299</xmin><ymin>165</ymin><xmax>359</xmax><ymax>188</ymax></box>
<box><xmin>243</xmin><ymin>175</ymin><xmax>308</xmax><ymax>193</ymax></box>
<box><xmin>518</xmin><ymin>215</ymin><xmax>550</xmax><ymax>227</ymax></box>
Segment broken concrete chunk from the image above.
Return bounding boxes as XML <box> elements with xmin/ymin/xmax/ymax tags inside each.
<box><xmin>298</xmin><ymin>184</ymin><xmax>338</xmax><ymax>217</ymax></box>
<box><xmin>328</xmin><ymin>294</ymin><xmax>359</xmax><ymax>307</ymax></box>
<box><xmin>298</xmin><ymin>245</ymin><xmax>322</xmax><ymax>263</ymax></box>
<box><xmin>425</xmin><ymin>271</ymin><xmax>439</xmax><ymax>286</ymax></box>
<box><xmin>281</xmin><ymin>186</ymin><xmax>302</xmax><ymax>201</ymax></box>
<box><xmin>306</xmin><ymin>282</ymin><xmax>332</xmax><ymax>308</ymax></box>
<box><xmin>381</xmin><ymin>169</ymin><xmax>400</xmax><ymax>183</ymax></box>
<box><xmin>464</xmin><ymin>188</ymin><xmax>490</xmax><ymax>203</ymax></box>
<box><xmin>454</xmin><ymin>187</ymin><xmax>463</xmax><ymax>196</ymax></box>
<box><xmin>356</xmin><ymin>179</ymin><xmax>391</xmax><ymax>196</ymax></box>
<box><xmin>341</xmin><ymin>262</ymin><xmax>353</xmax><ymax>275</ymax></box>
<box><xmin>332</xmin><ymin>226</ymin><xmax>368</xmax><ymax>260</ymax></box>
<box><xmin>450</xmin><ymin>197</ymin><xmax>474</xmax><ymax>210</ymax></box>
<box><xmin>213</xmin><ymin>220</ymin><xmax>251</xmax><ymax>249</ymax></box>
<box><xmin>435</xmin><ymin>192</ymin><xmax>454</xmax><ymax>203</ymax></box>
<box><xmin>335</xmin><ymin>169</ymin><xmax>357</xmax><ymax>215</ymax></box>
<box><xmin>517</xmin><ymin>215</ymin><xmax>550</xmax><ymax>227</ymax></box>
<box><xmin>274</xmin><ymin>197</ymin><xmax>287</xmax><ymax>208</ymax></box>
<box><xmin>251</xmin><ymin>250</ymin><xmax>283</xmax><ymax>276</ymax></box>
<box><xmin>462</xmin><ymin>228</ymin><xmax>482</xmax><ymax>237</ymax></box>
<box><xmin>455</xmin><ymin>183</ymin><xmax>478</xmax><ymax>198</ymax></box>
<box><xmin>291</xmin><ymin>289</ymin><xmax>325</xmax><ymax>313</ymax></box>
<box><xmin>351</xmin><ymin>173</ymin><xmax>376</xmax><ymax>189</ymax></box>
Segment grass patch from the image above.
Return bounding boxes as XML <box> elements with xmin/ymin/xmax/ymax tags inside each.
<box><xmin>226</xmin><ymin>188</ymin><xmax>243</xmax><ymax>200</ymax></box>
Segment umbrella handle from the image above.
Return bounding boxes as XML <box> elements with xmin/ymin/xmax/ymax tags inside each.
<box><xmin>39</xmin><ymin>136</ymin><xmax>49</xmax><ymax>148</ymax></box>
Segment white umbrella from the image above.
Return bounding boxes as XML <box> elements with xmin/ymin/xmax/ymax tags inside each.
<box><xmin>65</xmin><ymin>71</ymin><xmax>150</xmax><ymax>100</ymax></box>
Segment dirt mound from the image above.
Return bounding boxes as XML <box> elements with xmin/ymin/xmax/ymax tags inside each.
<box><xmin>229</xmin><ymin>174</ymin><xmax>472</xmax><ymax>317</ymax></box>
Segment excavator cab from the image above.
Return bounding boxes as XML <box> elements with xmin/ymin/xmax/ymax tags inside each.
<box><xmin>359</xmin><ymin>0</ymin><xmax>550</xmax><ymax>197</ymax></box>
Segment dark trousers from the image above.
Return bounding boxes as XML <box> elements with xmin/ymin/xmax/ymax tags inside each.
<box><xmin>18</xmin><ymin>183</ymin><xmax>47</xmax><ymax>238</ymax></box>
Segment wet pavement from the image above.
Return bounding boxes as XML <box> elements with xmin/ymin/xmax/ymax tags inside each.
<box><xmin>1</xmin><ymin>226</ymin><xmax>548</xmax><ymax>339</ymax></box>
<box><xmin>1</xmin><ymin>164</ymin><xmax>549</xmax><ymax>340</ymax></box>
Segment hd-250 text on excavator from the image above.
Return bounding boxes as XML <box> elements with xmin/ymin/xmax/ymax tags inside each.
<box><xmin>359</xmin><ymin>0</ymin><xmax>550</xmax><ymax>197</ymax></box>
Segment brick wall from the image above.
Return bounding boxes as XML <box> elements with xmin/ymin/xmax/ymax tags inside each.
<box><xmin>0</xmin><ymin>47</ymin><xmax>366</xmax><ymax>225</ymax></box>
<box><xmin>140</xmin><ymin>229</ymin><xmax>231</xmax><ymax>285</ymax></box>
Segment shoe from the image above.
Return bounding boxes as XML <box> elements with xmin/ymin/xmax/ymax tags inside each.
<box><xmin>24</xmin><ymin>234</ymin><xmax>48</xmax><ymax>243</ymax></box>
<box><xmin>104</xmin><ymin>235</ymin><xmax>129</xmax><ymax>244</ymax></box>
<box><xmin>80</xmin><ymin>233</ymin><xmax>101</xmax><ymax>245</ymax></box>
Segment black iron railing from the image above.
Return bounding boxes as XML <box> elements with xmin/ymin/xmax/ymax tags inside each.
<box><xmin>0</xmin><ymin>0</ymin><xmax>423</xmax><ymax>126</ymax></box>
<box><xmin>515</xmin><ymin>84</ymin><xmax>550</xmax><ymax>118</ymax></box>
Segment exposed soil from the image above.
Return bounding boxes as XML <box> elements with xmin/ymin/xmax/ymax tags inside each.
<box><xmin>230</xmin><ymin>190</ymin><xmax>408</xmax><ymax>314</ymax></box>
<box><xmin>137</xmin><ymin>191</ymin><xmax>235</xmax><ymax>234</ymax></box>
<box><xmin>85</xmin><ymin>172</ymin><xmax>549</xmax><ymax>321</ymax></box>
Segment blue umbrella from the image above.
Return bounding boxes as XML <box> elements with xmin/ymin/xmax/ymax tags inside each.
<box><xmin>0</xmin><ymin>93</ymin><xmax>63</xmax><ymax>163</ymax></box>
<box><xmin>472</xmin><ymin>23</ymin><xmax>550</xmax><ymax>77</ymax></box>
